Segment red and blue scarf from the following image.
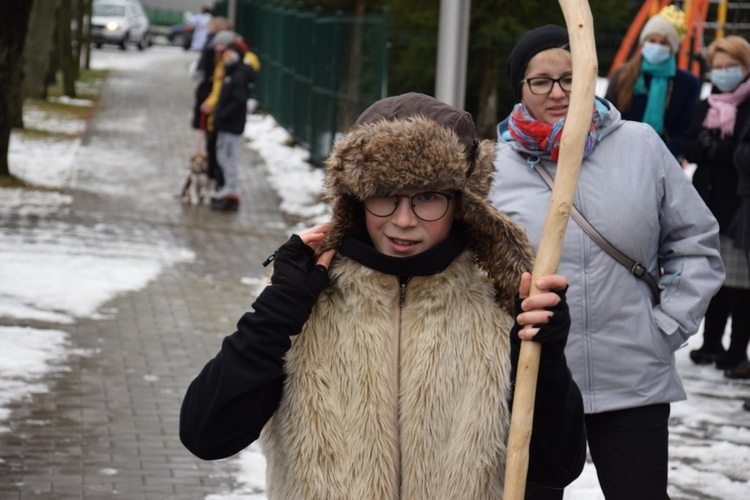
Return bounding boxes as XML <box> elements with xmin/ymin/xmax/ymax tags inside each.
<box><xmin>507</xmin><ymin>103</ymin><xmax>600</xmax><ymax>161</ymax></box>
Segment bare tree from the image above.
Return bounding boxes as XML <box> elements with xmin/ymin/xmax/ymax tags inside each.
<box><xmin>0</xmin><ymin>1</ymin><xmax>35</xmax><ymax>177</ymax></box>
<box><xmin>83</xmin><ymin>0</ymin><xmax>93</xmax><ymax>69</ymax></box>
<box><xmin>24</xmin><ymin>0</ymin><xmax>60</xmax><ymax>100</ymax></box>
<box><xmin>58</xmin><ymin>0</ymin><xmax>76</xmax><ymax>97</ymax></box>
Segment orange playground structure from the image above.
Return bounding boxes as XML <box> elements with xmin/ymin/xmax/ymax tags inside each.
<box><xmin>609</xmin><ymin>0</ymin><xmax>750</xmax><ymax>77</ymax></box>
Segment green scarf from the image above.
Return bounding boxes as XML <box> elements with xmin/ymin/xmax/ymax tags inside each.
<box><xmin>634</xmin><ymin>56</ymin><xmax>676</xmax><ymax>135</ymax></box>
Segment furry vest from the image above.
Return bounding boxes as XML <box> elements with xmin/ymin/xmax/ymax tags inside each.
<box><xmin>260</xmin><ymin>252</ymin><xmax>514</xmax><ymax>499</ymax></box>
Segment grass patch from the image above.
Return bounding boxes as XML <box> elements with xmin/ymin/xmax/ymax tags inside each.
<box><xmin>13</xmin><ymin>127</ymin><xmax>79</xmax><ymax>141</ymax></box>
<box><xmin>19</xmin><ymin>67</ymin><xmax>109</xmax><ymax>136</ymax></box>
<box><xmin>47</xmin><ymin>68</ymin><xmax>109</xmax><ymax>101</ymax></box>
<box><xmin>25</xmin><ymin>98</ymin><xmax>96</xmax><ymax>122</ymax></box>
<box><xmin>0</xmin><ymin>176</ymin><xmax>35</xmax><ymax>189</ymax></box>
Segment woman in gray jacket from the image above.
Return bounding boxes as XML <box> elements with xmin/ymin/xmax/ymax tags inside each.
<box><xmin>489</xmin><ymin>25</ymin><xmax>725</xmax><ymax>500</ymax></box>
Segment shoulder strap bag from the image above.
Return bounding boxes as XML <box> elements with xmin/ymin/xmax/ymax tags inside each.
<box><xmin>525</xmin><ymin>154</ymin><xmax>661</xmax><ymax>304</ymax></box>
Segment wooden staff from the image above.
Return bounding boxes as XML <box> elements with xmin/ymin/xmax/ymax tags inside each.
<box><xmin>502</xmin><ymin>1</ymin><xmax>598</xmax><ymax>499</ymax></box>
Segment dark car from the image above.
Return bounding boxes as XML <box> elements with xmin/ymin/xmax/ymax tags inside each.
<box><xmin>166</xmin><ymin>23</ymin><xmax>193</xmax><ymax>50</ymax></box>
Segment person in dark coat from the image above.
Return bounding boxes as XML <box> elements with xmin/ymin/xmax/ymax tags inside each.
<box><xmin>180</xmin><ymin>92</ymin><xmax>586</xmax><ymax>497</ymax></box>
<box><xmin>684</xmin><ymin>35</ymin><xmax>750</xmax><ymax>374</ymax></box>
<box><xmin>209</xmin><ymin>39</ymin><xmax>256</xmax><ymax>211</ymax></box>
<box><xmin>191</xmin><ymin>20</ymin><xmax>233</xmax><ymax>191</ymax></box>
<box><xmin>733</xmin><ymin>137</ymin><xmax>750</xmax><ymax>387</ymax></box>
<box><xmin>735</xmin><ymin>123</ymin><xmax>750</xmax><ymax>261</ymax></box>
<box><xmin>605</xmin><ymin>5</ymin><xmax>701</xmax><ymax>160</ymax></box>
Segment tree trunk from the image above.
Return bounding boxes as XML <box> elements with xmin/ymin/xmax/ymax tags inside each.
<box><xmin>73</xmin><ymin>0</ymin><xmax>85</xmax><ymax>79</ymax></box>
<box><xmin>24</xmin><ymin>0</ymin><xmax>60</xmax><ymax>100</ymax></box>
<box><xmin>337</xmin><ymin>1</ymin><xmax>368</xmax><ymax>130</ymax></box>
<box><xmin>47</xmin><ymin>6</ymin><xmax>61</xmax><ymax>89</ymax></box>
<box><xmin>0</xmin><ymin>0</ymin><xmax>35</xmax><ymax>177</ymax></box>
<box><xmin>58</xmin><ymin>0</ymin><xmax>76</xmax><ymax>98</ymax></box>
<box><xmin>475</xmin><ymin>47</ymin><xmax>501</xmax><ymax>140</ymax></box>
<box><xmin>83</xmin><ymin>0</ymin><xmax>92</xmax><ymax>69</ymax></box>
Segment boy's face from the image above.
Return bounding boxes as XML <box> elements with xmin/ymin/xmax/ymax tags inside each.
<box><xmin>364</xmin><ymin>191</ymin><xmax>457</xmax><ymax>257</ymax></box>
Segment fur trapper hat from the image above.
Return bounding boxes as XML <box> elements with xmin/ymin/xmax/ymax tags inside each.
<box><xmin>321</xmin><ymin>92</ymin><xmax>534</xmax><ymax>308</ymax></box>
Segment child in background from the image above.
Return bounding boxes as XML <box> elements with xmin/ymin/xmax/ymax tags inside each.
<box><xmin>208</xmin><ymin>40</ymin><xmax>256</xmax><ymax>211</ymax></box>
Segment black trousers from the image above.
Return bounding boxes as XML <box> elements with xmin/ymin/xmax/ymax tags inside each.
<box><xmin>525</xmin><ymin>404</ymin><xmax>671</xmax><ymax>500</ymax></box>
<box><xmin>702</xmin><ymin>286</ymin><xmax>750</xmax><ymax>356</ymax></box>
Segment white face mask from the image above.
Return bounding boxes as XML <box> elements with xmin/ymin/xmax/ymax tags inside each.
<box><xmin>711</xmin><ymin>66</ymin><xmax>745</xmax><ymax>92</ymax></box>
<box><xmin>641</xmin><ymin>42</ymin><xmax>672</xmax><ymax>65</ymax></box>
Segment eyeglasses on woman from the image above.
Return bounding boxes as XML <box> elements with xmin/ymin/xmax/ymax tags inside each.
<box><xmin>523</xmin><ymin>75</ymin><xmax>573</xmax><ymax>95</ymax></box>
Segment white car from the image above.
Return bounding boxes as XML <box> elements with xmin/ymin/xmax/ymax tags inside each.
<box><xmin>91</xmin><ymin>0</ymin><xmax>151</xmax><ymax>50</ymax></box>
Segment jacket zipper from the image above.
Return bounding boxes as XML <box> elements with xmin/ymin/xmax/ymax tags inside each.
<box><xmin>396</xmin><ymin>276</ymin><xmax>408</xmax><ymax>498</ymax></box>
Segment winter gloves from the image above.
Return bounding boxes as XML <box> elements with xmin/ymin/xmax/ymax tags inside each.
<box><xmin>258</xmin><ymin>234</ymin><xmax>330</xmax><ymax>336</ymax></box>
<box><xmin>509</xmin><ymin>286</ymin><xmax>571</xmax><ymax>364</ymax></box>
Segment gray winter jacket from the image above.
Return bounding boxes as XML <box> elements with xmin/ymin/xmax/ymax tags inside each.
<box><xmin>489</xmin><ymin>98</ymin><xmax>724</xmax><ymax>414</ymax></box>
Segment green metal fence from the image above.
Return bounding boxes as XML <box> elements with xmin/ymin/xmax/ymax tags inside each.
<box><xmin>214</xmin><ymin>0</ymin><xmax>389</xmax><ymax>166</ymax></box>
<box><xmin>144</xmin><ymin>8</ymin><xmax>184</xmax><ymax>26</ymax></box>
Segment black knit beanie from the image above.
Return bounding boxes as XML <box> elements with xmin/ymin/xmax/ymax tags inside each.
<box><xmin>506</xmin><ymin>25</ymin><xmax>570</xmax><ymax>100</ymax></box>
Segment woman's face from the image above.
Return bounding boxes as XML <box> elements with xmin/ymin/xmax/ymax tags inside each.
<box><xmin>521</xmin><ymin>49</ymin><xmax>572</xmax><ymax>125</ymax></box>
<box><xmin>711</xmin><ymin>51</ymin><xmax>748</xmax><ymax>77</ymax></box>
<box><xmin>364</xmin><ymin>191</ymin><xmax>458</xmax><ymax>258</ymax></box>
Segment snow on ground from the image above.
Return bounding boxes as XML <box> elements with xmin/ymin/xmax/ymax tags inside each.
<box><xmin>0</xmin><ymin>50</ymin><xmax>196</xmax><ymax>437</ymax></box>
<box><xmin>0</xmin><ymin>47</ymin><xmax>748</xmax><ymax>499</ymax></box>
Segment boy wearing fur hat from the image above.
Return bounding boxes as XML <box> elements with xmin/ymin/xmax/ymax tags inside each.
<box><xmin>605</xmin><ymin>5</ymin><xmax>701</xmax><ymax>159</ymax></box>
<box><xmin>180</xmin><ymin>92</ymin><xmax>586</xmax><ymax>496</ymax></box>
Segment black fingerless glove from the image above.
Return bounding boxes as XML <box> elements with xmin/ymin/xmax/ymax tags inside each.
<box><xmin>509</xmin><ymin>286</ymin><xmax>570</xmax><ymax>363</ymax></box>
<box><xmin>253</xmin><ymin>234</ymin><xmax>330</xmax><ymax>336</ymax></box>
<box><xmin>268</xmin><ymin>235</ymin><xmax>330</xmax><ymax>296</ymax></box>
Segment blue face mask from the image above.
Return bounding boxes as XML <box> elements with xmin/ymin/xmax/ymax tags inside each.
<box><xmin>641</xmin><ymin>42</ymin><xmax>672</xmax><ymax>65</ymax></box>
<box><xmin>711</xmin><ymin>66</ymin><xmax>745</xmax><ymax>92</ymax></box>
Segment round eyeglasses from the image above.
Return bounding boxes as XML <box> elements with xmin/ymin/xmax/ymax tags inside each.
<box><xmin>363</xmin><ymin>192</ymin><xmax>453</xmax><ymax>222</ymax></box>
<box><xmin>523</xmin><ymin>75</ymin><xmax>573</xmax><ymax>95</ymax></box>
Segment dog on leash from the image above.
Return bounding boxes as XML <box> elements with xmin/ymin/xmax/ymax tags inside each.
<box><xmin>180</xmin><ymin>153</ymin><xmax>210</xmax><ymax>205</ymax></box>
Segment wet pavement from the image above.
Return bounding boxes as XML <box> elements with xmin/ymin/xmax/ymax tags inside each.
<box><xmin>0</xmin><ymin>47</ymin><xmax>290</xmax><ymax>498</ymax></box>
<box><xmin>2</xmin><ymin>46</ymin><xmax>750</xmax><ymax>500</ymax></box>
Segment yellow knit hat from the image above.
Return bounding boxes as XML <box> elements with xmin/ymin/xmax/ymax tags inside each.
<box><xmin>640</xmin><ymin>5</ymin><xmax>688</xmax><ymax>52</ymax></box>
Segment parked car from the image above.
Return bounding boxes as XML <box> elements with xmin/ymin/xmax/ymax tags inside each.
<box><xmin>166</xmin><ymin>23</ymin><xmax>193</xmax><ymax>50</ymax></box>
<box><xmin>91</xmin><ymin>0</ymin><xmax>151</xmax><ymax>50</ymax></box>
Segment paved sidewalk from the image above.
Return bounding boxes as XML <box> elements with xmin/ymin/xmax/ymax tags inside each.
<box><xmin>0</xmin><ymin>47</ymin><xmax>289</xmax><ymax>498</ymax></box>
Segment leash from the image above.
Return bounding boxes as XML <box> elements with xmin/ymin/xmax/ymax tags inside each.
<box><xmin>196</xmin><ymin>113</ymin><xmax>207</xmax><ymax>156</ymax></box>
